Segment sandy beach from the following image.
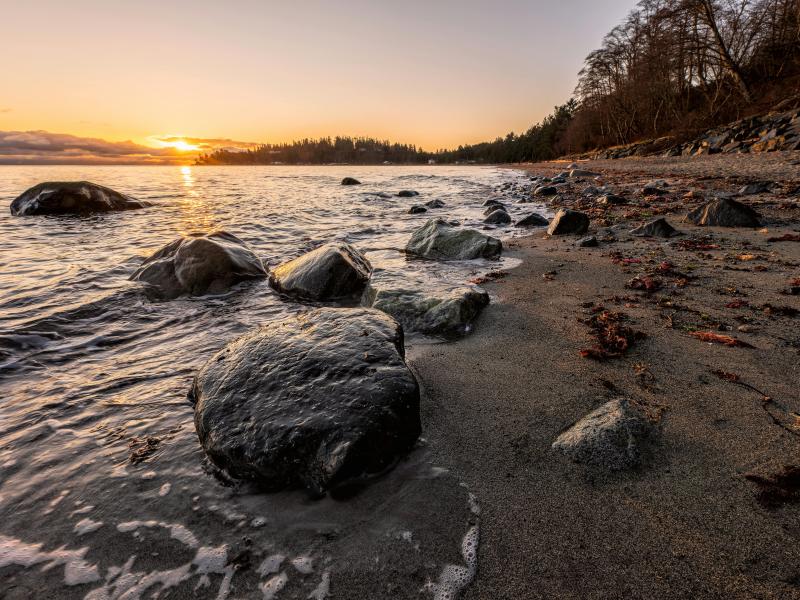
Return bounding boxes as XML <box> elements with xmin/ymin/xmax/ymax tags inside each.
<box><xmin>409</xmin><ymin>152</ymin><xmax>800</xmax><ymax>598</ymax></box>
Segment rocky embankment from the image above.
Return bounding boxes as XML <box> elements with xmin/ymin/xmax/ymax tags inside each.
<box><xmin>589</xmin><ymin>107</ymin><xmax>800</xmax><ymax>160</ymax></box>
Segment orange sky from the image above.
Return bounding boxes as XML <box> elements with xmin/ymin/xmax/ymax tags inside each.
<box><xmin>1</xmin><ymin>0</ymin><xmax>633</xmax><ymax>162</ymax></box>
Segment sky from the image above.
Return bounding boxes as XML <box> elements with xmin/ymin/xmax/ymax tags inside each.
<box><xmin>0</xmin><ymin>0</ymin><xmax>634</xmax><ymax>164</ymax></box>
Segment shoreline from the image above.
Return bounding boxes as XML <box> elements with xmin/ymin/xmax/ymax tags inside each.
<box><xmin>408</xmin><ymin>152</ymin><xmax>800</xmax><ymax>598</ymax></box>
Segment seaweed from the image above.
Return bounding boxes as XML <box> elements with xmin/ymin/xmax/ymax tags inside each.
<box><xmin>579</xmin><ymin>310</ymin><xmax>645</xmax><ymax>360</ymax></box>
<box><xmin>689</xmin><ymin>331</ymin><xmax>754</xmax><ymax>348</ymax></box>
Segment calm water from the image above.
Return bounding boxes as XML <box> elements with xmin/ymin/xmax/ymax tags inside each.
<box><xmin>0</xmin><ymin>165</ymin><xmax>542</xmax><ymax>599</ymax></box>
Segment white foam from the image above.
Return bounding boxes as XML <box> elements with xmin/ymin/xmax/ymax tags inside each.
<box><xmin>116</xmin><ymin>521</ymin><xmax>199</xmax><ymax>549</ymax></box>
<box><xmin>291</xmin><ymin>555</ymin><xmax>314</xmax><ymax>574</ymax></box>
<box><xmin>260</xmin><ymin>572</ymin><xmax>288</xmax><ymax>599</ymax></box>
<box><xmin>0</xmin><ymin>534</ymin><xmax>100</xmax><ymax>587</ymax></box>
<box><xmin>158</xmin><ymin>483</ymin><xmax>171</xmax><ymax>497</ymax></box>
<box><xmin>307</xmin><ymin>571</ymin><xmax>331</xmax><ymax>599</ymax></box>
<box><xmin>74</xmin><ymin>518</ymin><xmax>104</xmax><ymax>536</ymax></box>
<box><xmin>43</xmin><ymin>489</ymin><xmax>70</xmax><ymax>515</ymax></box>
<box><xmin>257</xmin><ymin>554</ymin><xmax>285</xmax><ymax>577</ymax></box>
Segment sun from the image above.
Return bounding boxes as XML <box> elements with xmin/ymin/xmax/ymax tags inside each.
<box><xmin>159</xmin><ymin>139</ymin><xmax>200</xmax><ymax>152</ymax></box>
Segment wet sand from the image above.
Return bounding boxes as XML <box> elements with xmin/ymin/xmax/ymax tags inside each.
<box><xmin>408</xmin><ymin>152</ymin><xmax>800</xmax><ymax>598</ymax></box>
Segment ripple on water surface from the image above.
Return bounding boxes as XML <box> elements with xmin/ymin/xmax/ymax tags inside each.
<box><xmin>0</xmin><ymin>165</ymin><xmax>544</xmax><ymax>598</ymax></box>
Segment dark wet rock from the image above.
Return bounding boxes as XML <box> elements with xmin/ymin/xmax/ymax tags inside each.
<box><xmin>515</xmin><ymin>212</ymin><xmax>549</xmax><ymax>227</ymax></box>
<box><xmin>482</xmin><ymin>199</ymin><xmax>504</xmax><ymax>207</ymax></box>
<box><xmin>597</xmin><ymin>194</ymin><xmax>627</xmax><ymax>206</ymax></box>
<box><xmin>484</xmin><ymin>209</ymin><xmax>511</xmax><ymax>225</ymax></box>
<box><xmin>424</xmin><ymin>199</ymin><xmax>446</xmax><ymax>208</ymax></box>
<box><xmin>552</xmin><ymin>398</ymin><xmax>654</xmax><ymax>470</ymax></box>
<box><xmin>547</xmin><ymin>209</ymin><xmax>590</xmax><ymax>235</ymax></box>
<box><xmin>483</xmin><ymin>204</ymin><xmax>505</xmax><ymax>216</ymax></box>
<box><xmin>269</xmin><ymin>242</ymin><xmax>371</xmax><ymax>300</ymax></box>
<box><xmin>686</xmin><ymin>197</ymin><xmax>761</xmax><ymax>227</ymax></box>
<box><xmin>533</xmin><ymin>186</ymin><xmax>558</xmax><ymax>197</ymax></box>
<box><xmin>10</xmin><ymin>181</ymin><xmax>150</xmax><ymax>216</ymax></box>
<box><xmin>641</xmin><ymin>186</ymin><xmax>669</xmax><ymax>196</ymax></box>
<box><xmin>189</xmin><ymin>308</ymin><xmax>421</xmax><ymax>496</ymax></box>
<box><xmin>341</xmin><ymin>177</ymin><xmax>361</xmax><ymax>185</ymax></box>
<box><xmin>631</xmin><ymin>218</ymin><xmax>679</xmax><ymax>238</ymax></box>
<box><xmin>408</xmin><ymin>205</ymin><xmax>427</xmax><ymax>214</ymax></box>
<box><xmin>130</xmin><ymin>231</ymin><xmax>267</xmax><ymax>299</ymax></box>
<box><xmin>577</xmin><ymin>236</ymin><xmax>598</xmax><ymax>247</ymax></box>
<box><xmin>738</xmin><ymin>182</ymin><xmax>773</xmax><ymax>195</ymax></box>
<box><xmin>363</xmin><ymin>284</ymin><xmax>489</xmax><ymax>336</ymax></box>
<box><xmin>397</xmin><ymin>190</ymin><xmax>419</xmax><ymax>198</ymax></box>
<box><xmin>405</xmin><ymin>218</ymin><xmax>502</xmax><ymax>260</ymax></box>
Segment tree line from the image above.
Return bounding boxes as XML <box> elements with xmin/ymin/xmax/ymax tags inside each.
<box><xmin>198</xmin><ymin>0</ymin><xmax>800</xmax><ymax>166</ymax></box>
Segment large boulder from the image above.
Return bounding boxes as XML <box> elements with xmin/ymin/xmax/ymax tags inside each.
<box><xmin>131</xmin><ymin>231</ymin><xmax>267</xmax><ymax>298</ymax></box>
<box><xmin>10</xmin><ymin>181</ymin><xmax>150</xmax><ymax>216</ymax></box>
<box><xmin>631</xmin><ymin>218</ymin><xmax>679</xmax><ymax>237</ymax></box>
<box><xmin>515</xmin><ymin>212</ymin><xmax>549</xmax><ymax>227</ymax></box>
<box><xmin>363</xmin><ymin>284</ymin><xmax>489</xmax><ymax>336</ymax></box>
<box><xmin>552</xmin><ymin>399</ymin><xmax>653</xmax><ymax>470</ymax></box>
<box><xmin>189</xmin><ymin>308</ymin><xmax>421</xmax><ymax>496</ymax></box>
<box><xmin>686</xmin><ymin>198</ymin><xmax>761</xmax><ymax>227</ymax></box>
<box><xmin>269</xmin><ymin>242</ymin><xmax>371</xmax><ymax>300</ymax></box>
<box><xmin>405</xmin><ymin>219</ymin><xmax>502</xmax><ymax>260</ymax></box>
<box><xmin>547</xmin><ymin>209</ymin><xmax>590</xmax><ymax>235</ymax></box>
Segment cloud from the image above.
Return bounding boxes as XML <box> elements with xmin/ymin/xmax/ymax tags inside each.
<box><xmin>0</xmin><ymin>130</ymin><xmax>259</xmax><ymax>164</ymax></box>
<box><xmin>0</xmin><ymin>108</ymin><xmax>11</xmax><ymax>113</ymax></box>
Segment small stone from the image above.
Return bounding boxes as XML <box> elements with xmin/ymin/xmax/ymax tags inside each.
<box><xmin>577</xmin><ymin>236</ymin><xmax>598</xmax><ymax>247</ymax></box>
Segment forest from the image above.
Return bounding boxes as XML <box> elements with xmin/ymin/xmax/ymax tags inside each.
<box><xmin>199</xmin><ymin>0</ymin><xmax>800</xmax><ymax>166</ymax></box>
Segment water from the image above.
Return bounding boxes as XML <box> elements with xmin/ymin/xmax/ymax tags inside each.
<box><xmin>0</xmin><ymin>165</ymin><xmax>542</xmax><ymax>599</ymax></box>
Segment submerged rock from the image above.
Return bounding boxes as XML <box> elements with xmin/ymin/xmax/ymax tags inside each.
<box><xmin>631</xmin><ymin>218</ymin><xmax>679</xmax><ymax>237</ymax></box>
<box><xmin>424</xmin><ymin>199</ymin><xmax>446</xmax><ymax>208</ymax></box>
<box><xmin>405</xmin><ymin>218</ymin><xmax>502</xmax><ymax>260</ymax></box>
<box><xmin>408</xmin><ymin>205</ymin><xmax>427</xmax><ymax>214</ymax></box>
<box><xmin>483</xmin><ymin>204</ymin><xmax>506</xmax><ymax>216</ymax></box>
<box><xmin>189</xmin><ymin>308</ymin><xmax>421</xmax><ymax>496</ymax></box>
<box><xmin>130</xmin><ymin>231</ymin><xmax>267</xmax><ymax>299</ymax></box>
<box><xmin>552</xmin><ymin>398</ymin><xmax>653</xmax><ymax>470</ymax></box>
<box><xmin>515</xmin><ymin>212</ymin><xmax>549</xmax><ymax>227</ymax></box>
<box><xmin>686</xmin><ymin>197</ymin><xmax>761</xmax><ymax>227</ymax></box>
<box><xmin>484</xmin><ymin>209</ymin><xmax>511</xmax><ymax>225</ymax></box>
<box><xmin>10</xmin><ymin>181</ymin><xmax>150</xmax><ymax>216</ymax></box>
<box><xmin>547</xmin><ymin>209</ymin><xmax>590</xmax><ymax>235</ymax></box>
<box><xmin>482</xmin><ymin>199</ymin><xmax>504</xmax><ymax>207</ymax></box>
<box><xmin>363</xmin><ymin>284</ymin><xmax>489</xmax><ymax>335</ymax></box>
<box><xmin>341</xmin><ymin>177</ymin><xmax>361</xmax><ymax>185</ymax></box>
<box><xmin>398</xmin><ymin>190</ymin><xmax>420</xmax><ymax>197</ymax></box>
<box><xmin>269</xmin><ymin>242</ymin><xmax>371</xmax><ymax>300</ymax></box>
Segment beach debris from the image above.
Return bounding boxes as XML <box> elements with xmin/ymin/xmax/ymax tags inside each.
<box><xmin>9</xmin><ymin>181</ymin><xmax>151</xmax><ymax>216</ymax></box>
<box><xmin>547</xmin><ymin>209</ymin><xmax>590</xmax><ymax>235</ymax></box>
<box><xmin>767</xmin><ymin>233</ymin><xmax>800</xmax><ymax>242</ymax></box>
<box><xmin>674</xmin><ymin>237</ymin><xmax>719</xmax><ymax>251</ymax></box>
<box><xmin>552</xmin><ymin>398</ymin><xmax>655</xmax><ymax>470</ymax></box>
<box><xmin>362</xmin><ymin>284</ymin><xmax>489</xmax><ymax>336</ymax></box>
<box><xmin>686</xmin><ymin>198</ymin><xmax>761</xmax><ymax>227</ymax></box>
<box><xmin>341</xmin><ymin>177</ymin><xmax>361</xmax><ymax>185</ymax></box>
<box><xmin>579</xmin><ymin>309</ymin><xmax>645</xmax><ymax>360</ymax></box>
<box><xmin>515</xmin><ymin>212</ymin><xmax>549</xmax><ymax>227</ymax></box>
<box><xmin>631</xmin><ymin>218</ymin><xmax>679</xmax><ymax>238</ymax></box>
<box><xmin>483</xmin><ymin>208</ymin><xmax>511</xmax><ymax>225</ymax></box>
<box><xmin>270</xmin><ymin>242</ymin><xmax>372</xmax><ymax>301</ymax></box>
<box><xmin>625</xmin><ymin>276</ymin><xmax>662</xmax><ymax>294</ymax></box>
<box><xmin>189</xmin><ymin>308</ymin><xmax>420</xmax><ymax>496</ymax></box>
<box><xmin>745</xmin><ymin>466</ymin><xmax>800</xmax><ymax>508</ymax></box>
<box><xmin>405</xmin><ymin>218</ymin><xmax>502</xmax><ymax>260</ymax></box>
<box><xmin>689</xmin><ymin>331</ymin><xmax>754</xmax><ymax>348</ymax></box>
<box><xmin>130</xmin><ymin>231</ymin><xmax>268</xmax><ymax>299</ymax></box>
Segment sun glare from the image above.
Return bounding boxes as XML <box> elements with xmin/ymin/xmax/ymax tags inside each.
<box><xmin>157</xmin><ymin>139</ymin><xmax>200</xmax><ymax>152</ymax></box>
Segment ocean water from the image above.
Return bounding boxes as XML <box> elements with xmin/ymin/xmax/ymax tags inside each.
<box><xmin>0</xmin><ymin>165</ymin><xmax>544</xmax><ymax>599</ymax></box>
